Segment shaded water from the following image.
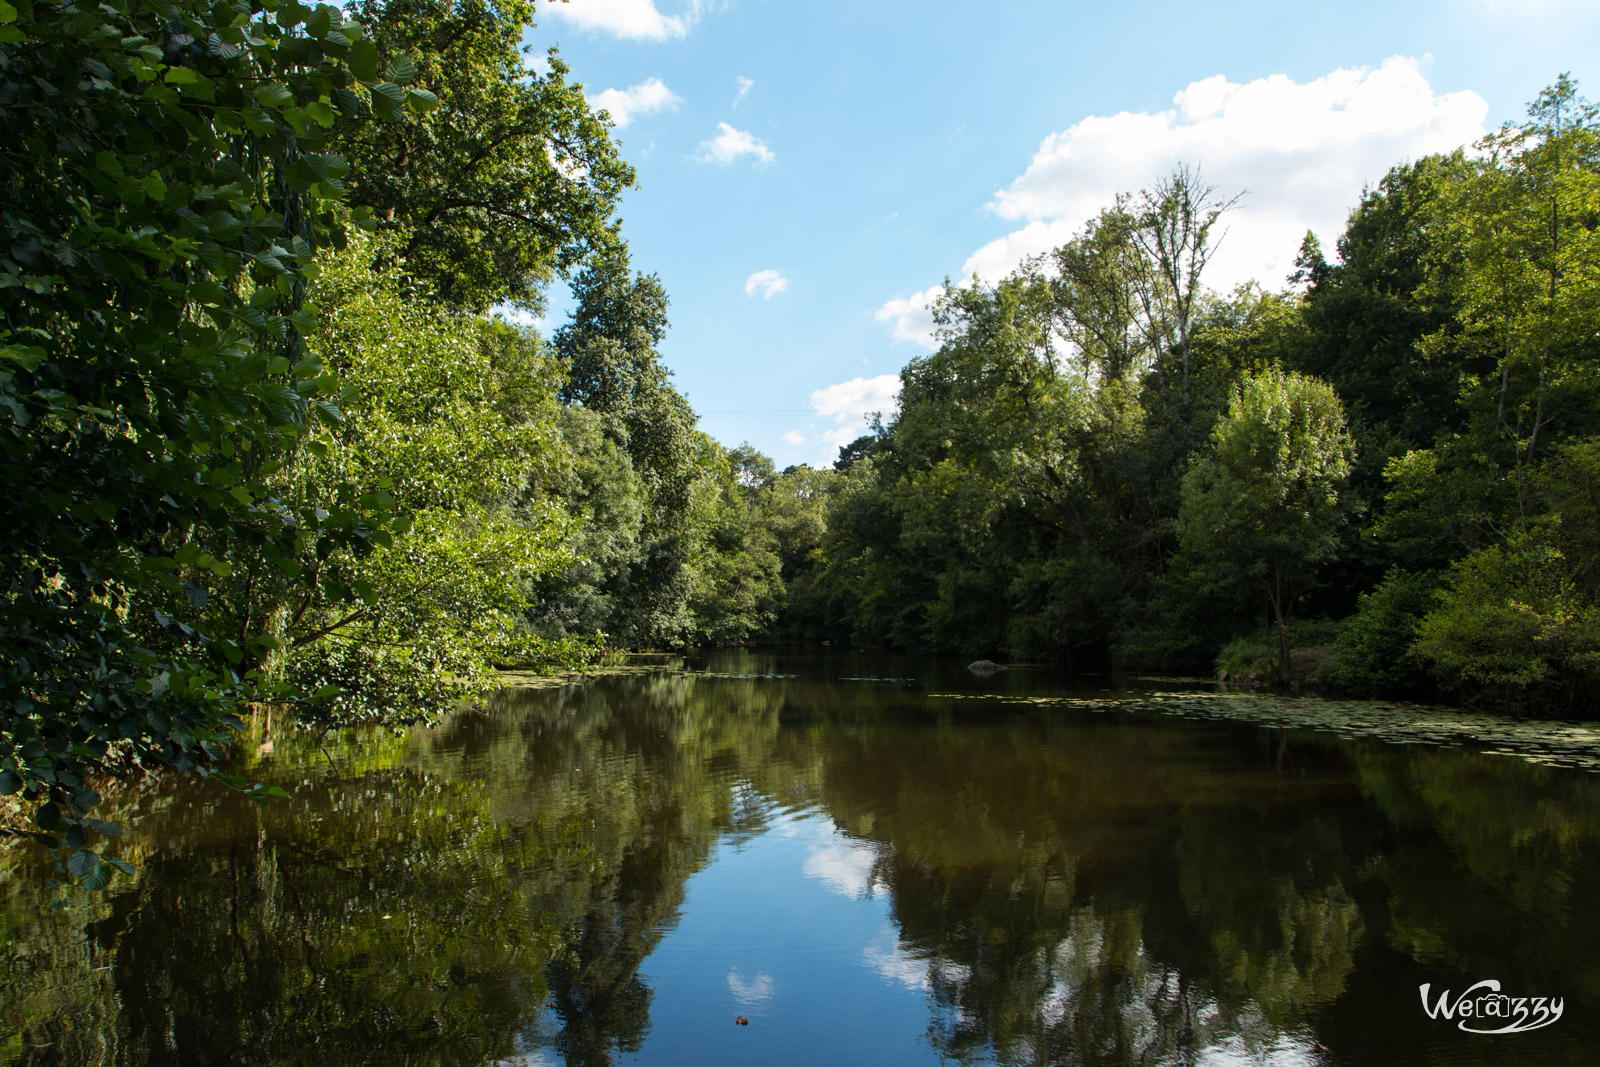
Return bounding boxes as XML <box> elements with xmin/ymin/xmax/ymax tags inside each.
<box><xmin>5</xmin><ymin>649</ymin><xmax>1600</xmax><ymax>1065</ymax></box>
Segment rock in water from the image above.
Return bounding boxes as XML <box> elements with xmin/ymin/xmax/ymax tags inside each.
<box><xmin>968</xmin><ymin>659</ymin><xmax>1007</xmax><ymax>673</ymax></box>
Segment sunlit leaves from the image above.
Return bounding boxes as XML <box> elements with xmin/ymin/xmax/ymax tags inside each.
<box><xmin>0</xmin><ymin>0</ymin><xmax>418</xmax><ymax>883</ymax></box>
<box><xmin>334</xmin><ymin>0</ymin><xmax>633</xmax><ymax>309</ymax></box>
<box><xmin>1177</xmin><ymin>368</ymin><xmax>1355</xmax><ymax>675</ymax></box>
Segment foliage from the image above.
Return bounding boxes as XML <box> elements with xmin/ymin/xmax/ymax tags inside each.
<box><xmin>336</xmin><ymin>0</ymin><xmax>633</xmax><ymax>311</ymax></box>
<box><xmin>0</xmin><ymin>0</ymin><xmax>437</xmax><ymax>881</ymax></box>
<box><xmin>1421</xmin><ymin>76</ymin><xmax>1600</xmax><ymax>468</ymax></box>
<box><xmin>280</xmin><ymin>236</ymin><xmax>597</xmax><ymax>726</ymax></box>
<box><xmin>1216</xmin><ymin>619</ymin><xmax>1344</xmax><ymax>684</ymax></box>
<box><xmin>1325</xmin><ymin>569</ymin><xmax>1442</xmax><ymax>698</ymax></box>
<box><xmin>1290</xmin><ymin>156</ymin><xmax>1471</xmax><ymax>486</ymax></box>
<box><xmin>1177</xmin><ymin>367</ymin><xmax>1355</xmax><ymax>679</ymax></box>
<box><xmin>1414</xmin><ymin>534</ymin><xmax>1600</xmax><ymax>713</ymax></box>
<box><xmin>551</xmin><ymin>249</ymin><xmax>699</xmax><ymax>648</ymax></box>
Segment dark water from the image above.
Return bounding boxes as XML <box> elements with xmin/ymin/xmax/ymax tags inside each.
<box><xmin>4</xmin><ymin>650</ymin><xmax>1599</xmax><ymax>1066</ymax></box>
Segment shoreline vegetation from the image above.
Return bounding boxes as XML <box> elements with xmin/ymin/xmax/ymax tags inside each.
<box><xmin>494</xmin><ymin>654</ymin><xmax>1600</xmax><ymax>774</ymax></box>
<box><xmin>1</xmin><ymin>0</ymin><xmax>1597</xmax><ymax>885</ymax></box>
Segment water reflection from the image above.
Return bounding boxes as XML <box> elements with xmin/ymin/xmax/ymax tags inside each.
<box><xmin>2</xmin><ymin>652</ymin><xmax>1598</xmax><ymax>1066</ymax></box>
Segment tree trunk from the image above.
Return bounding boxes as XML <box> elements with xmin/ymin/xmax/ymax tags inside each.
<box><xmin>1268</xmin><ymin>564</ymin><xmax>1292</xmax><ymax>687</ymax></box>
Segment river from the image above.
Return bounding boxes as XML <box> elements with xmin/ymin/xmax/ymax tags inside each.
<box><xmin>4</xmin><ymin>649</ymin><xmax>1598</xmax><ymax>1065</ymax></box>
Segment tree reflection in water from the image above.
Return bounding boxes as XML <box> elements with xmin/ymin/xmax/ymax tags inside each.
<box><xmin>3</xmin><ymin>655</ymin><xmax>1599</xmax><ymax>1066</ymax></box>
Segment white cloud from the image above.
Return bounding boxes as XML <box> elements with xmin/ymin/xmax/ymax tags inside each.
<box><xmin>492</xmin><ymin>304</ymin><xmax>551</xmax><ymax>332</ymax></box>
<box><xmin>873</xmin><ymin>285</ymin><xmax>944</xmax><ymax>349</ymax></box>
<box><xmin>783</xmin><ymin>429</ymin><xmax>806</xmax><ymax>446</ymax></box>
<box><xmin>544</xmin><ymin>0</ymin><xmax>705</xmax><ymax>40</ymax></box>
<box><xmin>696</xmin><ymin>122</ymin><xmax>774</xmax><ymax>167</ymax></box>
<box><xmin>587</xmin><ymin>77</ymin><xmax>682</xmax><ymax>128</ymax></box>
<box><xmin>863</xmin><ymin>930</ymin><xmax>931</xmax><ymax>991</ymax></box>
<box><xmin>727</xmin><ymin>969</ymin><xmax>774</xmax><ymax>1007</ymax></box>
<box><xmin>1474</xmin><ymin>0</ymin><xmax>1594</xmax><ymax>9</ymax></box>
<box><xmin>734</xmin><ymin>75</ymin><xmax>754</xmax><ymax>107</ymax></box>
<box><xmin>522</xmin><ymin>49</ymin><xmax>552</xmax><ymax>76</ymax></box>
<box><xmin>808</xmin><ymin>373</ymin><xmax>900</xmax><ymax>455</ymax></box>
<box><xmin>744</xmin><ymin>269</ymin><xmax>789</xmax><ymax>299</ymax></box>
<box><xmin>878</xmin><ymin>57</ymin><xmax>1488</xmax><ymax>351</ymax></box>
<box><xmin>970</xmin><ymin>57</ymin><xmax>1487</xmax><ymax>293</ymax></box>
<box><xmin>802</xmin><ymin>837</ymin><xmax>880</xmax><ymax>899</ymax></box>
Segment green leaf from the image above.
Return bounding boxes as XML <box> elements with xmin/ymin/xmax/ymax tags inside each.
<box><xmin>384</xmin><ymin>53</ymin><xmax>416</xmax><ymax>85</ymax></box>
<box><xmin>405</xmin><ymin>88</ymin><xmax>439</xmax><ymax>114</ymax></box>
<box><xmin>207</xmin><ymin>33</ymin><xmax>241</xmax><ymax>60</ymax></box>
<box><xmin>107</xmin><ymin>857</ymin><xmax>137</xmax><ymax>876</ymax></box>
<box><xmin>369</xmin><ymin>81</ymin><xmax>404</xmax><ymax>119</ymax></box>
<box><xmin>0</xmin><ymin>2</ymin><xmax>16</xmax><ymax>24</ymax></box>
<box><xmin>0</xmin><ymin>770</ymin><xmax>19</xmax><ymax>795</ymax></box>
<box><xmin>35</xmin><ymin>804</ymin><xmax>60</xmax><ymax>831</ymax></box>
<box><xmin>67</xmin><ymin>849</ymin><xmax>101</xmax><ymax>881</ymax></box>
<box><xmin>350</xmin><ymin>38</ymin><xmax>379</xmax><ymax>83</ymax></box>
<box><xmin>306</xmin><ymin>4</ymin><xmax>332</xmax><ymax>38</ymax></box>
<box><xmin>305</xmin><ymin>98</ymin><xmax>336</xmax><ymax>127</ymax></box>
<box><xmin>81</xmin><ymin>863</ymin><xmax>114</xmax><ymax>892</ymax></box>
<box><xmin>258</xmin><ymin>383</ymin><xmax>303</xmax><ymax>425</ymax></box>
<box><xmin>164</xmin><ymin>66</ymin><xmax>201</xmax><ymax>85</ymax></box>
<box><xmin>257</xmin><ymin>83</ymin><xmax>295</xmax><ymax>108</ymax></box>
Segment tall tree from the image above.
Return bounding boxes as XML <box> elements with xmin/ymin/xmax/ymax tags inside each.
<box><xmin>552</xmin><ymin>251</ymin><xmax>699</xmax><ymax>648</ymax></box>
<box><xmin>1177</xmin><ymin>368</ymin><xmax>1356</xmax><ymax>680</ymax></box>
<box><xmin>337</xmin><ymin>0</ymin><xmax>634</xmax><ymax>311</ymax></box>
<box><xmin>1131</xmin><ymin>165</ymin><xmax>1241</xmax><ymax>394</ymax></box>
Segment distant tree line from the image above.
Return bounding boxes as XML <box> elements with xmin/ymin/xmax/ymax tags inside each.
<box><xmin>766</xmin><ymin>78</ymin><xmax>1599</xmax><ymax>717</ymax></box>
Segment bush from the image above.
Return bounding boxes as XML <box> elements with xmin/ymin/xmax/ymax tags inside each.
<box><xmin>1325</xmin><ymin>569</ymin><xmax>1444</xmax><ymax>697</ymax></box>
<box><xmin>1216</xmin><ymin>619</ymin><xmax>1344</xmax><ymax>685</ymax></box>
<box><xmin>1413</xmin><ymin>536</ymin><xmax>1600</xmax><ymax>714</ymax></box>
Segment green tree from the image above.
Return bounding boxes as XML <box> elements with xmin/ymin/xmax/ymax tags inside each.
<box><xmin>336</xmin><ymin>0</ymin><xmax>633</xmax><ymax>311</ymax></box>
<box><xmin>1177</xmin><ymin>368</ymin><xmax>1355</xmax><ymax>680</ymax></box>
<box><xmin>684</xmin><ymin>438</ymin><xmax>784</xmax><ymax>644</ymax></box>
<box><xmin>274</xmin><ymin>237</ymin><xmax>593</xmax><ymax>728</ymax></box>
<box><xmin>1</xmin><ymin>0</ymin><xmax>435</xmax><ymax>880</ymax></box>
<box><xmin>552</xmin><ymin>250</ymin><xmax>698</xmax><ymax>648</ymax></box>
<box><xmin>1290</xmin><ymin>156</ymin><xmax>1470</xmax><ymax>487</ymax></box>
<box><xmin>1422</xmin><ymin>75</ymin><xmax>1600</xmax><ymax>469</ymax></box>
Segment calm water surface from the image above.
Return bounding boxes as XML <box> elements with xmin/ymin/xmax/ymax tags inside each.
<box><xmin>4</xmin><ymin>650</ymin><xmax>1599</xmax><ymax>1066</ymax></box>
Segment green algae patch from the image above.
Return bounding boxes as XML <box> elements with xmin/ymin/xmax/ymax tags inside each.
<box><xmin>928</xmin><ymin>691</ymin><xmax>1600</xmax><ymax>773</ymax></box>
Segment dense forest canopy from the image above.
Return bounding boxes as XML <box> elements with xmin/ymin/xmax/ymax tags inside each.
<box><xmin>0</xmin><ymin>0</ymin><xmax>1596</xmax><ymax>886</ymax></box>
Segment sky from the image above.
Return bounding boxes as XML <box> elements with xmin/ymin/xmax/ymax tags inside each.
<box><xmin>518</xmin><ymin>0</ymin><xmax>1597</xmax><ymax>470</ymax></box>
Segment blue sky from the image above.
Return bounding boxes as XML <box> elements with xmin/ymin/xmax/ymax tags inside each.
<box><xmin>520</xmin><ymin>0</ymin><xmax>1597</xmax><ymax>470</ymax></box>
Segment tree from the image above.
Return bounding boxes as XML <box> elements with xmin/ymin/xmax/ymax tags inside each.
<box><xmin>684</xmin><ymin>439</ymin><xmax>784</xmax><ymax>644</ymax></box>
<box><xmin>1130</xmin><ymin>165</ymin><xmax>1241</xmax><ymax>394</ymax></box>
<box><xmin>336</xmin><ymin>0</ymin><xmax>633</xmax><ymax>311</ymax></box>
<box><xmin>1421</xmin><ymin>75</ymin><xmax>1599</xmax><ymax>468</ymax></box>
<box><xmin>1177</xmin><ymin>368</ymin><xmax>1355</xmax><ymax>680</ymax></box>
<box><xmin>1047</xmin><ymin>206</ymin><xmax>1151</xmax><ymax>383</ymax></box>
<box><xmin>266</xmin><ymin>235</ymin><xmax>592</xmax><ymax>732</ymax></box>
<box><xmin>551</xmin><ymin>249</ymin><xmax>699</xmax><ymax>648</ymax></box>
<box><xmin>1</xmin><ymin>0</ymin><xmax>436</xmax><ymax>881</ymax></box>
<box><xmin>1291</xmin><ymin>156</ymin><xmax>1469</xmax><ymax>479</ymax></box>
